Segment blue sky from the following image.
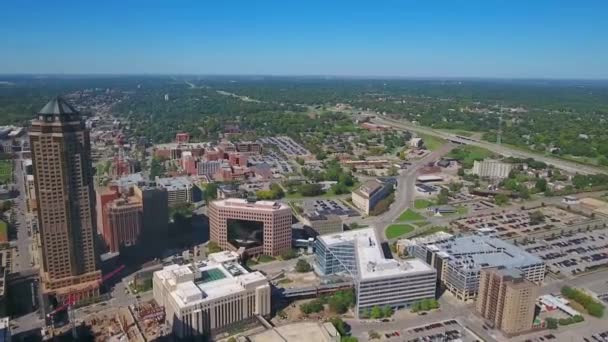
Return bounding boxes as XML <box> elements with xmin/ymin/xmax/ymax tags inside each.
<box><xmin>1</xmin><ymin>0</ymin><xmax>607</xmax><ymax>78</ymax></box>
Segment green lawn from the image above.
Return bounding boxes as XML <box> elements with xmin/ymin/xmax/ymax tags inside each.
<box><xmin>456</xmin><ymin>206</ymin><xmax>469</xmax><ymax>215</ymax></box>
<box><xmin>414</xmin><ymin>199</ymin><xmax>433</xmax><ymax>209</ymax></box>
<box><xmin>419</xmin><ymin>134</ymin><xmax>446</xmax><ymax>151</ymax></box>
<box><xmin>447</xmin><ymin>145</ymin><xmax>495</xmax><ymax>169</ymax></box>
<box><xmin>385</xmin><ymin>224</ymin><xmax>416</xmax><ymax>239</ymax></box>
<box><xmin>414</xmin><ymin>221</ymin><xmax>431</xmax><ymax>227</ymax></box>
<box><xmin>0</xmin><ymin>161</ymin><xmax>11</xmax><ymax>184</ymax></box>
<box><xmin>258</xmin><ymin>255</ymin><xmax>276</xmax><ymax>263</ymax></box>
<box><xmin>437</xmin><ymin>128</ymin><xmax>475</xmax><ymax>137</ymax></box>
<box><xmin>0</xmin><ymin>220</ymin><xmax>7</xmax><ymax>241</ymax></box>
<box><xmin>397</xmin><ymin>209</ymin><xmax>425</xmax><ymax>221</ymax></box>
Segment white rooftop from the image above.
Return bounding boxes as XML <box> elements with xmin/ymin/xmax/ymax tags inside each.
<box><xmin>156</xmin><ymin>251</ymin><xmax>269</xmax><ymax>309</ymax></box>
<box><xmin>320</xmin><ymin>228</ymin><xmax>435</xmax><ymax>280</ymax></box>
<box><xmin>156</xmin><ymin>176</ymin><xmax>194</xmax><ymax>191</ymax></box>
<box><xmin>213</xmin><ymin>198</ymin><xmax>289</xmax><ymax>211</ymax></box>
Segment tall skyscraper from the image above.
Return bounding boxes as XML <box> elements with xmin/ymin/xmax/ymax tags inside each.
<box><xmin>476</xmin><ymin>267</ymin><xmax>539</xmax><ymax>336</ymax></box>
<box><xmin>30</xmin><ymin>97</ymin><xmax>101</xmax><ymax>302</ymax></box>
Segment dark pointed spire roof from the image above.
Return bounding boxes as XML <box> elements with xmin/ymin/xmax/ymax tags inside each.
<box><xmin>38</xmin><ymin>97</ymin><xmax>78</xmax><ymax>115</ymax></box>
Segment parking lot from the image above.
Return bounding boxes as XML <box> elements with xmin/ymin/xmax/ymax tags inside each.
<box><xmin>521</xmin><ymin>333</ymin><xmax>558</xmax><ymax>342</ymax></box>
<box><xmin>248</xmin><ymin>151</ymin><xmax>295</xmax><ymax>174</ymax></box>
<box><xmin>301</xmin><ymin>199</ymin><xmax>358</xmax><ymax>217</ymax></box>
<box><xmin>380</xmin><ymin>319</ymin><xmax>480</xmax><ymax>342</ymax></box>
<box><xmin>583</xmin><ymin>330</ymin><xmax>608</xmax><ymax>342</ymax></box>
<box><xmin>452</xmin><ymin>206</ymin><xmax>589</xmax><ymax>240</ymax></box>
<box><xmin>522</xmin><ymin>228</ymin><xmax>608</xmax><ymax>277</ymax></box>
<box><xmin>259</xmin><ymin>136</ymin><xmax>311</xmax><ymax>157</ymax></box>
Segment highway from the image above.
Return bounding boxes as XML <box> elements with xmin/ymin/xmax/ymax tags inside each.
<box><xmin>373</xmin><ymin>116</ymin><xmax>607</xmax><ymax>175</ymax></box>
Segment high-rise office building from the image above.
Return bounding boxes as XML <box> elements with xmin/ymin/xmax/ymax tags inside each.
<box><xmin>133</xmin><ymin>183</ymin><xmax>169</xmax><ymax>242</ymax></box>
<box><xmin>476</xmin><ymin>267</ymin><xmax>539</xmax><ymax>336</ymax></box>
<box><xmin>30</xmin><ymin>97</ymin><xmax>101</xmax><ymax>301</ymax></box>
<box><xmin>209</xmin><ymin>199</ymin><xmax>292</xmax><ymax>257</ymax></box>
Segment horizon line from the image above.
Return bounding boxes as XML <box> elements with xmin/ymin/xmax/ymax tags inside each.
<box><xmin>1</xmin><ymin>73</ymin><xmax>608</xmax><ymax>82</ymax></box>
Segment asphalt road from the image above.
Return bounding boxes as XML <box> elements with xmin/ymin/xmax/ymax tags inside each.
<box><xmin>12</xmin><ymin>153</ymin><xmax>33</xmax><ymax>272</ymax></box>
<box><xmin>355</xmin><ymin>144</ymin><xmax>455</xmax><ymax>240</ymax></box>
<box><xmin>373</xmin><ymin>116</ymin><xmax>607</xmax><ymax>175</ymax></box>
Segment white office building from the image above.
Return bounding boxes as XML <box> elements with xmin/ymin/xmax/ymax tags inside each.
<box><xmin>472</xmin><ymin>160</ymin><xmax>513</xmax><ymax>180</ymax></box>
<box><xmin>314</xmin><ymin>228</ymin><xmax>437</xmax><ymax>316</ymax></box>
<box><xmin>153</xmin><ymin>251</ymin><xmax>271</xmax><ymax>339</ymax></box>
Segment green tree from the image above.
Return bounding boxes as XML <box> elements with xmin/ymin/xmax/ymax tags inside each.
<box><xmin>280</xmin><ymin>249</ymin><xmax>297</xmax><ymax>260</ymax></box>
<box><xmin>329</xmin><ymin>317</ymin><xmax>349</xmax><ymax>336</ymax></box>
<box><xmin>381</xmin><ymin>305</ymin><xmax>394</xmax><ymax>317</ymax></box>
<box><xmin>494</xmin><ymin>193</ymin><xmax>509</xmax><ymax>205</ymax></box>
<box><xmin>535</xmin><ymin>178</ymin><xmax>548</xmax><ymax>192</ymax></box>
<box><xmin>203</xmin><ymin>183</ymin><xmax>219</xmax><ymax>202</ymax></box>
<box><xmin>149</xmin><ymin>157</ymin><xmax>165</xmax><ymax>179</ymax></box>
<box><xmin>328</xmin><ymin>290</ymin><xmax>355</xmax><ymax>314</ymax></box>
<box><xmin>295</xmin><ymin>259</ymin><xmax>312</xmax><ymax>273</ymax></box>
<box><xmin>299</xmin><ymin>183</ymin><xmax>324</xmax><ymax>196</ymax></box>
<box><xmin>368</xmin><ymin>330</ymin><xmax>381</xmax><ymax>340</ymax></box>
<box><xmin>436</xmin><ymin>188</ymin><xmax>450</xmax><ymax>205</ymax></box>
<box><xmin>331</xmin><ymin>182</ymin><xmax>349</xmax><ymax>195</ymax></box>
<box><xmin>300</xmin><ymin>299</ymin><xmax>324</xmax><ymax>314</ymax></box>
<box><xmin>529</xmin><ymin>210</ymin><xmax>545</xmax><ymax>225</ymax></box>
<box><xmin>370</xmin><ymin>306</ymin><xmax>383</xmax><ymax>319</ymax></box>
<box><xmin>546</xmin><ymin>317</ymin><xmax>558</xmax><ymax>329</ymax></box>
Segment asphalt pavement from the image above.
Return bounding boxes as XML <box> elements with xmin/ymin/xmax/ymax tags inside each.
<box><xmin>355</xmin><ymin>143</ymin><xmax>455</xmax><ymax>241</ymax></box>
<box><xmin>11</xmin><ymin>153</ymin><xmax>33</xmax><ymax>272</ymax></box>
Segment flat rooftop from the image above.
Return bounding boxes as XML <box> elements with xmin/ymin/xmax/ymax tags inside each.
<box><xmin>155</xmin><ymin>251</ymin><xmax>268</xmax><ymax>308</ymax></box>
<box><xmin>212</xmin><ymin>198</ymin><xmax>289</xmax><ymax>211</ymax></box>
<box><xmin>156</xmin><ymin>176</ymin><xmax>194</xmax><ymax>191</ymax></box>
<box><xmin>113</xmin><ymin>172</ymin><xmax>145</xmax><ymax>188</ymax></box>
<box><xmin>353</xmin><ymin>179</ymin><xmax>384</xmax><ymax>198</ymax></box>
<box><xmin>425</xmin><ymin>235</ymin><xmax>543</xmax><ymax>271</ymax></box>
<box><xmin>319</xmin><ymin>228</ymin><xmax>435</xmax><ymax>280</ymax></box>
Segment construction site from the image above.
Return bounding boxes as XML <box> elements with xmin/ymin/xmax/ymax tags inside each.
<box><xmin>42</xmin><ymin>300</ymin><xmax>167</xmax><ymax>342</ymax></box>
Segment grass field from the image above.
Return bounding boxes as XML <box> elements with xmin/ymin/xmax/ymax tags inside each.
<box><xmin>414</xmin><ymin>199</ymin><xmax>433</xmax><ymax>209</ymax></box>
<box><xmin>447</xmin><ymin>145</ymin><xmax>495</xmax><ymax>168</ymax></box>
<box><xmin>457</xmin><ymin>206</ymin><xmax>469</xmax><ymax>215</ymax></box>
<box><xmin>258</xmin><ymin>255</ymin><xmax>276</xmax><ymax>263</ymax></box>
<box><xmin>419</xmin><ymin>134</ymin><xmax>446</xmax><ymax>151</ymax></box>
<box><xmin>0</xmin><ymin>220</ymin><xmax>7</xmax><ymax>242</ymax></box>
<box><xmin>397</xmin><ymin>209</ymin><xmax>425</xmax><ymax>221</ymax></box>
<box><xmin>414</xmin><ymin>221</ymin><xmax>430</xmax><ymax>227</ymax></box>
<box><xmin>439</xmin><ymin>129</ymin><xmax>474</xmax><ymax>137</ymax></box>
<box><xmin>0</xmin><ymin>161</ymin><xmax>11</xmax><ymax>184</ymax></box>
<box><xmin>385</xmin><ymin>224</ymin><xmax>416</xmax><ymax>239</ymax></box>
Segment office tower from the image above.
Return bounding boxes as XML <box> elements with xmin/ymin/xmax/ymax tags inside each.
<box><xmin>102</xmin><ymin>196</ymin><xmax>143</xmax><ymax>253</ymax></box>
<box><xmin>29</xmin><ymin>97</ymin><xmax>101</xmax><ymax>301</ymax></box>
<box><xmin>209</xmin><ymin>199</ymin><xmax>292</xmax><ymax>257</ymax></box>
<box><xmin>476</xmin><ymin>267</ymin><xmax>539</xmax><ymax>336</ymax></box>
<box><xmin>133</xmin><ymin>183</ymin><xmax>169</xmax><ymax>242</ymax></box>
